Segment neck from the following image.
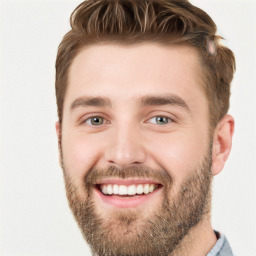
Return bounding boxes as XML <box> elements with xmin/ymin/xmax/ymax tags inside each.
<box><xmin>171</xmin><ymin>214</ymin><xmax>217</xmax><ymax>256</ymax></box>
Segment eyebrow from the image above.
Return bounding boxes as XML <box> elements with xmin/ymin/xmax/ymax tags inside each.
<box><xmin>139</xmin><ymin>95</ymin><xmax>190</xmax><ymax>112</ymax></box>
<box><xmin>71</xmin><ymin>96</ymin><xmax>112</xmax><ymax>109</ymax></box>
<box><xmin>70</xmin><ymin>94</ymin><xmax>190</xmax><ymax>112</ymax></box>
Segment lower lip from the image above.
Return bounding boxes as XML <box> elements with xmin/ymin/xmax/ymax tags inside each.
<box><xmin>94</xmin><ymin>186</ymin><xmax>163</xmax><ymax>208</ymax></box>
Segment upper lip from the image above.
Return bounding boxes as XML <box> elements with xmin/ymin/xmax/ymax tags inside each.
<box><xmin>95</xmin><ymin>178</ymin><xmax>163</xmax><ymax>186</ymax></box>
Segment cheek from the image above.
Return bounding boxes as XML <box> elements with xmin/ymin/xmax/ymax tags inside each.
<box><xmin>150</xmin><ymin>132</ymin><xmax>208</xmax><ymax>185</ymax></box>
<box><xmin>62</xmin><ymin>133</ymin><xmax>102</xmax><ymax>180</ymax></box>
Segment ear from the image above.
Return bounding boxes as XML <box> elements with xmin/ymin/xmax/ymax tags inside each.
<box><xmin>55</xmin><ymin>121</ymin><xmax>61</xmax><ymax>141</ymax></box>
<box><xmin>55</xmin><ymin>121</ymin><xmax>62</xmax><ymax>149</ymax></box>
<box><xmin>55</xmin><ymin>121</ymin><xmax>63</xmax><ymax>167</ymax></box>
<box><xmin>211</xmin><ymin>115</ymin><xmax>235</xmax><ymax>176</ymax></box>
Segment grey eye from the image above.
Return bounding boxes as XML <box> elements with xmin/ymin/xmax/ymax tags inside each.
<box><xmin>149</xmin><ymin>116</ymin><xmax>171</xmax><ymax>125</ymax></box>
<box><xmin>86</xmin><ymin>116</ymin><xmax>104</xmax><ymax>126</ymax></box>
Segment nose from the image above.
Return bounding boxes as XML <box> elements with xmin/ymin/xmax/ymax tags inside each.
<box><xmin>104</xmin><ymin>124</ymin><xmax>147</xmax><ymax>169</ymax></box>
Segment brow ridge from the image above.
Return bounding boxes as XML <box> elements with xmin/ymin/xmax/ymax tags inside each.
<box><xmin>70</xmin><ymin>94</ymin><xmax>190</xmax><ymax>112</ymax></box>
<box><xmin>139</xmin><ymin>94</ymin><xmax>190</xmax><ymax>112</ymax></box>
<box><xmin>71</xmin><ymin>96</ymin><xmax>112</xmax><ymax>109</ymax></box>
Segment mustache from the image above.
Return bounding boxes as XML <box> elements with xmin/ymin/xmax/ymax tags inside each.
<box><xmin>83</xmin><ymin>165</ymin><xmax>172</xmax><ymax>188</ymax></box>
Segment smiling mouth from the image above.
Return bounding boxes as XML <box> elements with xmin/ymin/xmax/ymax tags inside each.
<box><xmin>96</xmin><ymin>183</ymin><xmax>161</xmax><ymax>197</ymax></box>
<box><xmin>93</xmin><ymin>178</ymin><xmax>163</xmax><ymax>208</ymax></box>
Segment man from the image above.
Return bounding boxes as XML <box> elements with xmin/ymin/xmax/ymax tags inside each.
<box><xmin>55</xmin><ymin>0</ymin><xmax>236</xmax><ymax>255</ymax></box>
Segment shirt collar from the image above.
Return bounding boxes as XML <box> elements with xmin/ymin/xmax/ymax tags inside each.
<box><xmin>206</xmin><ymin>231</ymin><xmax>225</xmax><ymax>256</ymax></box>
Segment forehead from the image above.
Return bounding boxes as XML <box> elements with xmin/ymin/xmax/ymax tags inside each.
<box><xmin>65</xmin><ymin>42</ymin><xmax>206</xmax><ymax>111</ymax></box>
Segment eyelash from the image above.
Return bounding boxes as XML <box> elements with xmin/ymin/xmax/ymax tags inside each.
<box><xmin>83</xmin><ymin>116</ymin><xmax>109</xmax><ymax>126</ymax></box>
<box><xmin>148</xmin><ymin>116</ymin><xmax>173</xmax><ymax>125</ymax></box>
<box><xmin>82</xmin><ymin>115</ymin><xmax>173</xmax><ymax>126</ymax></box>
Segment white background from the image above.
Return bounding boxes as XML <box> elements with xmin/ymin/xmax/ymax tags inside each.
<box><xmin>0</xmin><ymin>0</ymin><xmax>255</xmax><ymax>255</ymax></box>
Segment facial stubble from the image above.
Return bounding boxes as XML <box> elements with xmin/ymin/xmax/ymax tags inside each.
<box><xmin>61</xmin><ymin>147</ymin><xmax>213</xmax><ymax>256</ymax></box>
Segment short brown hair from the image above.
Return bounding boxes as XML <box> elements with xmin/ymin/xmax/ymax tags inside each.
<box><xmin>55</xmin><ymin>0</ymin><xmax>235</xmax><ymax>129</ymax></box>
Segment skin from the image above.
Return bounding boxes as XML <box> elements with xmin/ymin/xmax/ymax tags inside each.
<box><xmin>56</xmin><ymin>42</ymin><xmax>234</xmax><ymax>256</ymax></box>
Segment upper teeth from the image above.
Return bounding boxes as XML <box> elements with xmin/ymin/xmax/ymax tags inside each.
<box><xmin>100</xmin><ymin>184</ymin><xmax>158</xmax><ymax>196</ymax></box>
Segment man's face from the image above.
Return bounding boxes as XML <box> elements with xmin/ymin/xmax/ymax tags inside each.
<box><xmin>58</xmin><ymin>43</ymin><xmax>213</xmax><ymax>256</ymax></box>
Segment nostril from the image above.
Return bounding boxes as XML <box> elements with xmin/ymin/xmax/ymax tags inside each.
<box><xmin>104</xmin><ymin>142</ymin><xmax>147</xmax><ymax>168</ymax></box>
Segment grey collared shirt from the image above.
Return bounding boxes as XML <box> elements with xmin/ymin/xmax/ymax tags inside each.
<box><xmin>207</xmin><ymin>231</ymin><xmax>234</xmax><ymax>256</ymax></box>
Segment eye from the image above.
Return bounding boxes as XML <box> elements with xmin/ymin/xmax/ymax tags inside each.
<box><xmin>148</xmin><ymin>116</ymin><xmax>172</xmax><ymax>125</ymax></box>
<box><xmin>84</xmin><ymin>116</ymin><xmax>105</xmax><ymax>126</ymax></box>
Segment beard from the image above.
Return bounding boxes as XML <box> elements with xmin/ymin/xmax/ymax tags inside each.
<box><xmin>61</xmin><ymin>145</ymin><xmax>213</xmax><ymax>256</ymax></box>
